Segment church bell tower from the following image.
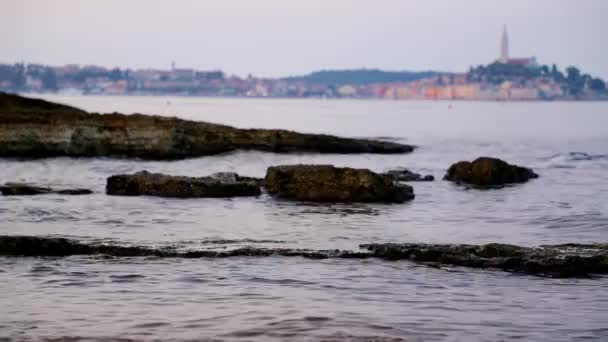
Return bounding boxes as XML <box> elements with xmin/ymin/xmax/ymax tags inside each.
<box><xmin>500</xmin><ymin>25</ymin><xmax>509</xmax><ymax>63</ymax></box>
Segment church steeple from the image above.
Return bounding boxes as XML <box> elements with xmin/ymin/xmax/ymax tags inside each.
<box><xmin>500</xmin><ymin>25</ymin><xmax>509</xmax><ymax>63</ymax></box>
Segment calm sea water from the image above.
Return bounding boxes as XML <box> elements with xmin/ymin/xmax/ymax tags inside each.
<box><xmin>1</xmin><ymin>95</ymin><xmax>608</xmax><ymax>341</ymax></box>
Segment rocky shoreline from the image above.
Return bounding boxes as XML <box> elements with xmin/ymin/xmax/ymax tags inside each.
<box><xmin>0</xmin><ymin>92</ymin><xmax>414</xmax><ymax>159</ymax></box>
<box><xmin>1</xmin><ymin>235</ymin><xmax>606</xmax><ymax>278</ymax></box>
<box><xmin>5</xmin><ymin>93</ymin><xmax>590</xmax><ymax>280</ymax></box>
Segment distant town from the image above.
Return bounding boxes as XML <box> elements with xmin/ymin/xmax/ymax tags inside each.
<box><xmin>1</xmin><ymin>27</ymin><xmax>606</xmax><ymax>101</ymax></box>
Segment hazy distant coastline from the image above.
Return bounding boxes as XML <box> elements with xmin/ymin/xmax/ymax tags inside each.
<box><xmin>2</xmin><ymin>63</ymin><xmax>607</xmax><ymax>101</ymax></box>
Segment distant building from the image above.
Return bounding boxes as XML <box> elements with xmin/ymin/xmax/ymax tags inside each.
<box><xmin>497</xmin><ymin>25</ymin><xmax>538</xmax><ymax>68</ymax></box>
<box><xmin>337</xmin><ymin>85</ymin><xmax>356</xmax><ymax>97</ymax></box>
<box><xmin>499</xmin><ymin>25</ymin><xmax>509</xmax><ymax>63</ymax></box>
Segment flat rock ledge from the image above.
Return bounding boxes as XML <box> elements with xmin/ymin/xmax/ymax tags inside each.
<box><xmin>0</xmin><ymin>235</ymin><xmax>368</xmax><ymax>259</ymax></box>
<box><xmin>106</xmin><ymin>171</ymin><xmax>261</xmax><ymax>198</ymax></box>
<box><xmin>265</xmin><ymin>164</ymin><xmax>414</xmax><ymax>203</ymax></box>
<box><xmin>444</xmin><ymin>157</ymin><xmax>538</xmax><ymax>188</ymax></box>
<box><xmin>0</xmin><ymin>92</ymin><xmax>414</xmax><ymax>159</ymax></box>
<box><xmin>0</xmin><ymin>183</ymin><xmax>92</xmax><ymax>196</ymax></box>
<box><xmin>2</xmin><ymin>236</ymin><xmax>606</xmax><ymax>278</ymax></box>
<box><xmin>362</xmin><ymin>243</ymin><xmax>608</xmax><ymax>278</ymax></box>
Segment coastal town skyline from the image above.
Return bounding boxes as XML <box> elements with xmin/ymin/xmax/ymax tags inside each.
<box><xmin>1</xmin><ymin>24</ymin><xmax>605</xmax><ymax>101</ymax></box>
<box><xmin>2</xmin><ymin>0</ymin><xmax>607</xmax><ymax>80</ymax></box>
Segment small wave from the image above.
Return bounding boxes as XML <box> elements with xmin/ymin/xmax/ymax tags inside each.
<box><xmin>198</xmin><ymin>238</ymin><xmax>287</xmax><ymax>245</ymax></box>
<box><xmin>177</xmin><ymin>275</ymin><xmax>208</xmax><ymax>284</ymax></box>
<box><xmin>22</xmin><ymin>208</ymin><xmax>80</xmax><ymax>223</ymax></box>
<box><xmin>247</xmin><ymin>276</ymin><xmax>316</xmax><ymax>286</ymax></box>
<box><xmin>109</xmin><ymin>274</ymin><xmax>146</xmax><ymax>283</ymax></box>
<box><xmin>29</xmin><ymin>265</ymin><xmax>57</xmax><ymax>273</ymax></box>
<box><xmin>131</xmin><ymin>322</ymin><xmax>171</xmax><ymax>329</ymax></box>
<box><xmin>358</xmin><ymin>136</ymin><xmax>405</xmax><ymax>142</ymax></box>
<box><xmin>544</xmin><ymin>152</ymin><xmax>607</xmax><ymax>163</ymax></box>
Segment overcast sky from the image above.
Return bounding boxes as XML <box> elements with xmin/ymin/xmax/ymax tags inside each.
<box><xmin>2</xmin><ymin>0</ymin><xmax>607</xmax><ymax>78</ymax></box>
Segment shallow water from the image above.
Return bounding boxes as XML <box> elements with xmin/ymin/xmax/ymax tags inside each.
<box><xmin>1</xmin><ymin>96</ymin><xmax>608</xmax><ymax>341</ymax></box>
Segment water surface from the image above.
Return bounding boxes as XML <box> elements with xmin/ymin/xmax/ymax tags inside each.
<box><xmin>1</xmin><ymin>96</ymin><xmax>607</xmax><ymax>341</ymax></box>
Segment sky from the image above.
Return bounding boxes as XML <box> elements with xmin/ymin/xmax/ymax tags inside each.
<box><xmin>2</xmin><ymin>0</ymin><xmax>607</xmax><ymax>79</ymax></box>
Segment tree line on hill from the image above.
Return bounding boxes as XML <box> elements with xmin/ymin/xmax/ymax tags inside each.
<box><xmin>467</xmin><ymin>62</ymin><xmax>606</xmax><ymax>97</ymax></box>
<box><xmin>283</xmin><ymin>69</ymin><xmax>439</xmax><ymax>86</ymax></box>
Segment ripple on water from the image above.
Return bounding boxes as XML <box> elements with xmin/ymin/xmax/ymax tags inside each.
<box><xmin>2</xmin><ymin>99</ymin><xmax>608</xmax><ymax>341</ymax></box>
<box><xmin>109</xmin><ymin>274</ymin><xmax>146</xmax><ymax>283</ymax></box>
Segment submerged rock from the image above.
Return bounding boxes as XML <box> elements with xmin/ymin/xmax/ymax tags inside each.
<box><xmin>1</xmin><ymin>235</ymin><xmax>606</xmax><ymax>278</ymax></box>
<box><xmin>0</xmin><ymin>235</ymin><xmax>369</xmax><ymax>259</ymax></box>
<box><xmin>362</xmin><ymin>242</ymin><xmax>608</xmax><ymax>278</ymax></box>
<box><xmin>0</xmin><ymin>92</ymin><xmax>414</xmax><ymax>160</ymax></box>
<box><xmin>106</xmin><ymin>171</ymin><xmax>261</xmax><ymax>198</ymax></box>
<box><xmin>385</xmin><ymin>168</ymin><xmax>434</xmax><ymax>182</ymax></box>
<box><xmin>265</xmin><ymin>164</ymin><xmax>414</xmax><ymax>203</ymax></box>
<box><xmin>443</xmin><ymin>157</ymin><xmax>538</xmax><ymax>187</ymax></box>
<box><xmin>0</xmin><ymin>183</ymin><xmax>92</xmax><ymax>196</ymax></box>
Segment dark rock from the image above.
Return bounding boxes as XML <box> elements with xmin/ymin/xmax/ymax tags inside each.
<box><xmin>361</xmin><ymin>242</ymin><xmax>608</xmax><ymax>278</ymax></box>
<box><xmin>55</xmin><ymin>188</ymin><xmax>94</xmax><ymax>195</ymax></box>
<box><xmin>106</xmin><ymin>171</ymin><xmax>261</xmax><ymax>198</ymax></box>
<box><xmin>0</xmin><ymin>92</ymin><xmax>415</xmax><ymax>160</ymax></box>
<box><xmin>0</xmin><ymin>183</ymin><xmax>52</xmax><ymax>195</ymax></box>
<box><xmin>1</xmin><ymin>235</ymin><xmax>606</xmax><ymax>278</ymax></box>
<box><xmin>385</xmin><ymin>168</ymin><xmax>434</xmax><ymax>182</ymax></box>
<box><xmin>443</xmin><ymin>157</ymin><xmax>538</xmax><ymax>187</ymax></box>
<box><xmin>265</xmin><ymin>164</ymin><xmax>414</xmax><ymax>203</ymax></box>
<box><xmin>0</xmin><ymin>183</ymin><xmax>92</xmax><ymax>196</ymax></box>
<box><xmin>0</xmin><ymin>235</ymin><xmax>371</xmax><ymax>259</ymax></box>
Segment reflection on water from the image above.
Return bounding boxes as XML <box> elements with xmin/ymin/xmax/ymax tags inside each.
<box><xmin>2</xmin><ymin>257</ymin><xmax>608</xmax><ymax>341</ymax></box>
<box><xmin>1</xmin><ymin>97</ymin><xmax>608</xmax><ymax>341</ymax></box>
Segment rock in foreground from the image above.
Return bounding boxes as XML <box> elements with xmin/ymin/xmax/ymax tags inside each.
<box><xmin>1</xmin><ymin>235</ymin><xmax>606</xmax><ymax>278</ymax></box>
<box><xmin>0</xmin><ymin>183</ymin><xmax>92</xmax><ymax>196</ymax></box>
<box><xmin>385</xmin><ymin>168</ymin><xmax>434</xmax><ymax>182</ymax></box>
<box><xmin>265</xmin><ymin>165</ymin><xmax>414</xmax><ymax>203</ymax></box>
<box><xmin>444</xmin><ymin>157</ymin><xmax>538</xmax><ymax>187</ymax></box>
<box><xmin>0</xmin><ymin>235</ymin><xmax>368</xmax><ymax>259</ymax></box>
<box><xmin>362</xmin><ymin>242</ymin><xmax>608</xmax><ymax>278</ymax></box>
<box><xmin>0</xmin><ymin>92</ymin><xmax>414</xmax><ymax>159</ymax></box>
<box><xmin>106</xmin><ymin>171</ymin><xmax>261</xmax><ymax>198</ymax></box>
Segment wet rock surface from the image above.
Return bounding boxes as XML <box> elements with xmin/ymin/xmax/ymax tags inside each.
<box><xmin>385</xmin><ymin>168</ymin><xmax>435</xmax><ymax>182</ymax></box>
<box><xmin>0</xmin><ymin>183</ymin><xmax>93</xmax><ymax>196</ymax></box>
<box><xmin>361</xmin><ymin>242</ymin><xmax>608</xmax><ymax>278</ymax></box>
<box><xmin>106</xmin><ymin>171</ymin><xmax>261</xmax><ymax>198</ymax></box>
<box><xmin>444</xmin><ymin>157</ymin><xmax>538</xmax><ymax>187</ymax></box>
<box><xmin>1</xmin><ymin>235</ymin><xmax>606</xmax><ymax>278</ymax></box>
<box><xmin>0</xmin><ymin>235</ymin><xmax>370</xmax><ymax>259</ymax></box>
<box><xmin>265</xmin><ymin>164</ymin><xmax>415</xmax><ymax>203</ymax></box>
<box><xmin>0</xmin><ymin>92</ymin><xmax>414</xmax><ymax>159</ymax></box>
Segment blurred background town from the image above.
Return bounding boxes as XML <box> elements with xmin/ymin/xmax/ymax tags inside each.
<box><xmin>1</xmin><ymin>27</ymin><xmax>606</xmax><ymax>101</ymax></box>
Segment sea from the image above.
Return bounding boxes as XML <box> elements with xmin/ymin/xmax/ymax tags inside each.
<box><xmin>1</xmin><ymin>95</ymin><xmax>608</xmax><ymax>341</ymax></box>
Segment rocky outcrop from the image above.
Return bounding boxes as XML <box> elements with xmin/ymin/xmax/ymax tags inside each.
<box><xmin>385</xmin><ymin>168</ymin><xmax>434</xmax><ymax>182</ymax></box>
<box><xmin>1</xmin><ymin>235</ymin><xmax>606</xmax><ymax>278</ymax></box>
<box><xmin>265</xmin><ymin>164</ymin><xmax>414</xmax><ymax>203</ymax></box>
<box><xmin>0</xmin><ymin>183</ymin><xmax>92</xmax><ymax>196</ymax></box>
<box><xmin>362</xmin><ymin>242</ymin><xmax>608</xmax><ymax>278</ymax></box>
<box><xmin>0</xmin><ymin>235</ymin><xmax>369</xmax><ymax>259</ymax></box>
<box><xmin>106</xmin><ymin>171</ymin><xmax>261</xmax><ymax>198</ymax></box>
<box><xmin>444</xmin><ymin>157</ymin><xmax>538</xmax><ymax>187</ymax></box>
<box><xmin>0</xmin><ymin>92</ymin><xmax>414</xmax><ymax>160</ymax></box>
